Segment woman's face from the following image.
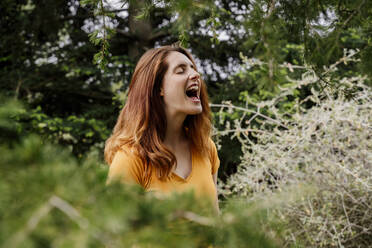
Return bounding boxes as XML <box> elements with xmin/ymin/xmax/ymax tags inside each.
<box><xmin>160</xmin><ymin>51</ymin><xmax>202</xmax><ymax>118</ymax></box>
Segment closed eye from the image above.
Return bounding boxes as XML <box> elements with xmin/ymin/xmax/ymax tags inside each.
<box><xmin>176</xmin><ymin>68</ymin><xmax>185</xmax><ymax>74</ymax></box>
<box><xmin>173</xmin><ymin>63</ymin><xmax>195</xmax><ymax>74</ymax></box>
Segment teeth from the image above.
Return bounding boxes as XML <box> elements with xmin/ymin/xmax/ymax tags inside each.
<box><xmin>187</xmin><ymin>85</ymin><xmax>199</xmax><ymax>91</ymax></box>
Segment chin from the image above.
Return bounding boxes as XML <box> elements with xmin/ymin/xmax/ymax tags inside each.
<box><xmin>187</xmin><ymin>107</ymin><xmax>203</xmax><ymax>115</ymax></box>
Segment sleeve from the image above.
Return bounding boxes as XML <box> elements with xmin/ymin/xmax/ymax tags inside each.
<box><xmin>106</xmin><ymin>148</ymin><xmax>144</xmax><ymax>186</ymax></box>
<box><xmin>209</xmin><ymin>139</ymin><xmax>220</xmax><ymax>175</ymax></box>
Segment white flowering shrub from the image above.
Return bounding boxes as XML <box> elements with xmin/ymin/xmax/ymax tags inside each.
<box><xmin>217</xmin><ymin>51</ymin><xmax>372</xmax><ymax>247</ymax></box>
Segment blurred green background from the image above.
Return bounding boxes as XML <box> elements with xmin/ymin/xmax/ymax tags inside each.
<box><xmin>1</xmin><ymin>0</ymin><xmax>371</xmax><ymax>247</ymax></box>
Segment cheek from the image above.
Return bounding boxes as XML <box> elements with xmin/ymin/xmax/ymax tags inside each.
<box><xmin>163</xmin><ymin>76</ymin><xmax>185</xmax><ymax>96</ymax></box>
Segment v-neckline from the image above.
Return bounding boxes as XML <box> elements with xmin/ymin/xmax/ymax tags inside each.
<box><xmin>171</xmin><ymin>146</ymin><xmax>194</xmax><ymax>182</ymax></box>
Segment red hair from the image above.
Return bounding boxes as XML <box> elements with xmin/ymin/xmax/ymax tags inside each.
<box><xmin>104</xmin><ymin>45</ymin><xmax>211</xmax><ymax>187</ymax></box>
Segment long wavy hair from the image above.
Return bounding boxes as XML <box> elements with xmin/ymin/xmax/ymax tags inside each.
<box><xmin>104</xmin><ymin>45</ymin><xmax>211</xmax><ymax>187</ymax></box>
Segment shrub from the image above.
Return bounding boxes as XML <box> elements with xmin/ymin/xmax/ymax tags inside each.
<box><xmin>219</xmin><ymin>51</ymin><xmax>372</xmax><ymax>247</ymax></box>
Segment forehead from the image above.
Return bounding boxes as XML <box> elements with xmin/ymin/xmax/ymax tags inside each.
<box><xmin>165</xmin><ymin>51</ymin><xmax>194</xmax><ymax>68</ymax></box>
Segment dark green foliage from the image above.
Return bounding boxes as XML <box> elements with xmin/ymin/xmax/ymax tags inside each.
<box><xmin>18</xmin><ymin>106</ymin><xmax>111</xmax><ymax>158</ymax></box>
<box><xmin>0</xmin><ymin>98</ymin><xmax>24</xmax><ymax>143</ymax></box>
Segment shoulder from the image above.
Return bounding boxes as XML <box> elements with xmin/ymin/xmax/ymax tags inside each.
<box><xmin>111</xmin><ymin>145</ymin><xmax>139</xmax><ymax>164</ymax></box>
<box><xmin>207</xmin><ymin>138</ymin><xmax>218</xmax><ymax>157</ymax></box>
<box><xmin>207</xmin><ymin>138</ymin><xmax>220</xmax><ymax>174</ymax></box>
<box><xmin>107</xmin><ymin>145</ymin><xmax>145</xmax><ymax>184</ymax></box>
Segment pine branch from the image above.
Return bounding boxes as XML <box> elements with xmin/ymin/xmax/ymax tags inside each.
<box><xmin>170</xmin><ymin>210</ymin><xmax>214</xmax><ymax>226</ymax></box>
<box><xmin>4</xmin><ymin>195</ymin><xmax>113</xmax><ymax>248</ymax></box>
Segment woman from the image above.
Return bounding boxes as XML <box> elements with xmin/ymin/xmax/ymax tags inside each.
<box><xmin>105</xmin><ymin>44</ymin><xmax>220</xmax><ymax>213</ymax></box>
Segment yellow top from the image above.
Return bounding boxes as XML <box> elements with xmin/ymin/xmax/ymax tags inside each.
<box><xmin>107</xmin><ymin>139</ymin><xmax>220</xmax><ymax>210</ymax></box>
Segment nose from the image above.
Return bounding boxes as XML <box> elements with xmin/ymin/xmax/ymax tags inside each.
<box><xmin>189</xmin><ymin>70</ymin><xmax>200</xmax><ymax>82</ymax></box>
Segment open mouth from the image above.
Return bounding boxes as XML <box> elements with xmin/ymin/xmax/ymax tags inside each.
<box><xmin>185</xmin><ymin>85</ymin><xmax>200</xmax><ymax>101</ymax></box>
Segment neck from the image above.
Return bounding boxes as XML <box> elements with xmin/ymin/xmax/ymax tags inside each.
<box><xmin>163</xmin><ymin>111</ymin><xmax>187</xmax><ymax>150</ymax></box>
